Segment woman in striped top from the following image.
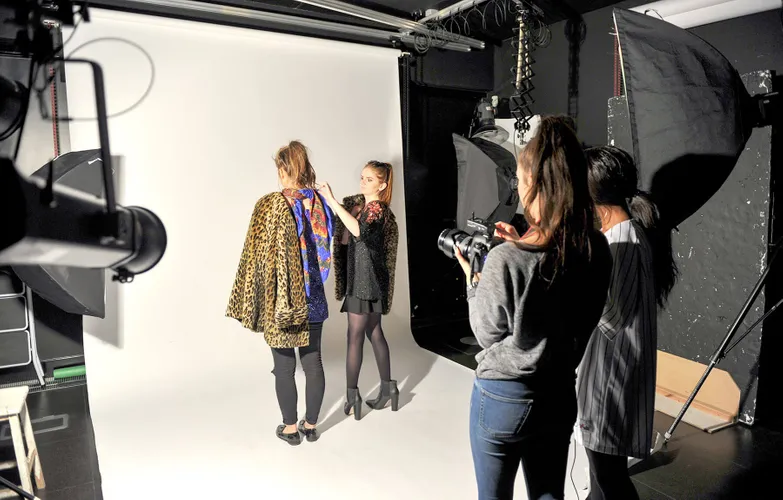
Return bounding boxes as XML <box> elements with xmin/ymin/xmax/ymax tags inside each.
<box><xmin>577</xmin><ymin>146</ymin><xmax>678</xmax><ymax>500</ymax></box>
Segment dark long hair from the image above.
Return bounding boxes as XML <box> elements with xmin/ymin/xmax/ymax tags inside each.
<box><xmin>519</xmin><ymin>116</ymin><xmax>596</xmax><ymax>282</ymax></box>
<box><xmin>585</xmin><ymin>145</ymin><xmax>678</xmax><ymax>307</ymax></box>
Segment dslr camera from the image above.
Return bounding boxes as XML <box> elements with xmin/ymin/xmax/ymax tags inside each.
<box><xmin>438</xmin><ymin>216</ymin><xmax>503</xmax><ymax>273</ymax></box>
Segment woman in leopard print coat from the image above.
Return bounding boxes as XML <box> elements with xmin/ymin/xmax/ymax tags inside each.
<box><xmin>227</xmin><ymin>141</ymin><xmax>333</xmax><ymax>446</ymax></box>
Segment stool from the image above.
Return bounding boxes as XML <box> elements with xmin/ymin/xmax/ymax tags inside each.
<box><xmin>0</xmin><ymin>386</ymin><xmax>45</xmax><ymax>496</ymax></box>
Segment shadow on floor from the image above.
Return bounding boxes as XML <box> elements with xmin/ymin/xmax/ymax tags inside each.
<box><xmin>316</xmin><ymin>331</ymin><xmax>437</xmax><ymax>435</ymax></box>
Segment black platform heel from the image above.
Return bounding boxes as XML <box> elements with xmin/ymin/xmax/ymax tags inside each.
<box><xmin>344</xmin><ymin>388</ymin><xmax>363</xmax><ymax>420</ymax></box>
<box><xmin>366</xmin><ymin>380</ymin><xmax>399</xmax><ymax>411</ymax></box>
<box><xmin>297</xmin><ymin>420</ymin><xmax>319</xmax><ymax>442</ymax></box>
<box><xmin>276</xmin><ymin>425</ymin><xmax>302</xmax><ymax>446</ymax></box>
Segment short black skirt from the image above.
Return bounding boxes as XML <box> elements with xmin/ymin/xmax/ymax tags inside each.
<box><xmin>340</xmin><ymin>295</ymin><xmax>383</xmax><ymax>314</ymax></box>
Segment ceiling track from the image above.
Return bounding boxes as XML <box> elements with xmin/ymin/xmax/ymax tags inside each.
<box><xmin>418</xmin><ymin>0</ymin><xmax>491</xmax><ymax>24</ymax></box>
<box><xmin>293</xmin><ymin>0</ymin><xmax>486</xmax><ymax>49</ymax></box>
<box><xmin>82</xmin><ymin>0</ymin><xmax>474</xmax><ymax>52</ymax></box>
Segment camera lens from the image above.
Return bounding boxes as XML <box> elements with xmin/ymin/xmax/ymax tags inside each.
<box><xmin>438</xmin><ymin>229</ymin><xmax>471</xmax><ymax>259</ymax></box>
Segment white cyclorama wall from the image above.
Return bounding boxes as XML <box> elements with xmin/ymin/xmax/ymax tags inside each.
<box><xmin>65</xmin><ymin>10</ymin><xmax>409</xmax><ymax>409</ymax></box>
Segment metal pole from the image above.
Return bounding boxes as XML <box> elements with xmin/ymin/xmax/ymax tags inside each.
<box><xmin>419</xmin><ymin>0</ymin><xmax>490</xmax><ymax>24</ymax></box>
<box><xmin>294</xmin><ymin>0</ymin><xmax>486</xmax><ymax>49</ymax></box>
<box><xmin>91</xmin><ymin>0</ymin><xmax>474</xmax><ymax>51</ymax></box>
<box><xmin>664</xmin><ymin>241</ymin><xmax>782</xmax><ymax>441</ymax></box>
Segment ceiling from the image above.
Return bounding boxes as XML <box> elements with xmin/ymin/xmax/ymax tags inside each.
<box><xmin>205</xmin><ymin>1</ymin><xmax>643</xmax><ymax>46</ymax></box>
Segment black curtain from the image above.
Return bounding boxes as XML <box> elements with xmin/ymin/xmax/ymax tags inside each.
<box><xmin>403</xmin><ymin>83</ymin><xmax>485</xmax><ymax>334</ymax></box>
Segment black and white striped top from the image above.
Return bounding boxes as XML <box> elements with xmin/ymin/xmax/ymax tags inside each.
<box><xmin>575</xmin><ymin>220</ymin><xmax>657</xmax><ymax>459</ymax></box>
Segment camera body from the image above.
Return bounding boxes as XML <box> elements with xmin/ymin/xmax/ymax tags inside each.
<box><xmin>438</xmin><ymin>216</ymin><xmax>502</xmax><ymax>273</ymax></box>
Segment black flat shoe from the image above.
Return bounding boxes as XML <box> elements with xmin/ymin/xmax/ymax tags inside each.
<box><xmin>366</xmin><ymin>380</ymin><xmax>400</xmax><ymax>411</ymax></box>
<box><xmin>298</xmin><ymin>420</ymin><xmax>319</xmax><ymax>442</ymax></box>
<box><xmin>276</xmin><ymin>425</ymin><xmax>302</xmax><ymax>446</ymax></box>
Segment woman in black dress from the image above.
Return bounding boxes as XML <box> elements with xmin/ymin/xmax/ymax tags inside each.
<box><xmin>318</xmin><ymin>161</ymin><xmax>399</xmax><ymax>420</ymax></box>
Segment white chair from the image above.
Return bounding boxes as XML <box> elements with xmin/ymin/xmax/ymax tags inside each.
<box><xmin>0</xmin><ymin>386</ymin><xmax>45</xmax><ymax>497</ymax></box>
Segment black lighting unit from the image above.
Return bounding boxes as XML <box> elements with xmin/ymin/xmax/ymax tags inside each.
<box><xmin>0</xmin><ymin>59</ymin><xmax>167</xmax><ymax>285</ymax></box>
<box><xmin>613</xmin><ymin>8</ymin><xmax>781</xmax><ymax>444</ymax></box>
<box><xmin>0</xmin><ymin>0</ymin><xmax>167</xmax><ymax>297</ymax></box>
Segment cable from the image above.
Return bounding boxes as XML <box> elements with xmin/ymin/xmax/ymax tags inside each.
<box><xmin>37</xmin><ymin>37</ymin><xmax>155</xmax><ymax>122</ymax></box>
<box><xmin>417</xmin><ymin>0</ymin><xmax>548</xmax><ymax>54</ymax></box>
<box><xmin>569</xmin><ymin>440</ymin><xmax>579</xmax><ymax>499</ymax></box>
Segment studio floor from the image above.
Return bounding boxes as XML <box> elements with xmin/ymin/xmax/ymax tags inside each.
<box><xmin>1</xmin><ymin>327</ymin><xmax>780</xmax><ymax>499</ymax></box>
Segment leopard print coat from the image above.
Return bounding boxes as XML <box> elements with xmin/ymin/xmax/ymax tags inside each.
<box><xmin>333</xmin><ymin>194</ymin><xmax>398</xmax><ymax>315</ymax></box>
<box><xmin>226</xmin><ymin>192</ymin><xmax>310</xmax><ymax>349</ymax></box>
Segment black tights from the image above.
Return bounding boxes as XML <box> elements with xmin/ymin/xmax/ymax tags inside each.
<box><xmin>585</xmin><ymin>449</ymin><xmax>640</xmax><ymax>500</ymax></box>
<box><xmin>346</xmin><ymin>312</ymin><xmax>391</xmax><ymax>389</ymax></box>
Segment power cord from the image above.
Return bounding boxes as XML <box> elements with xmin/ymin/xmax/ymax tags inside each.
<box><xmin>35</xmin><ymin>37</ymin><xmax>155</xmax><ymax>122</ymax></box>
<box><xmin>569</xmin><ymin>440</ymin><xmax>579</xmax><ymax>499</ymax></box>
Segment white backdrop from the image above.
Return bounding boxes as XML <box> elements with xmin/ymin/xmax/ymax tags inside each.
<box><xmin>66</xmin><ymin>9</ymin><xmax>409</xmax><ymax>399</ymax></box>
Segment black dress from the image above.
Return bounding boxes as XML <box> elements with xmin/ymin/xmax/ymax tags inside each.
<box><xmin>340</xmin><ymin>201</ymin><xmax>390</xmax><ymax>314</ymax></box>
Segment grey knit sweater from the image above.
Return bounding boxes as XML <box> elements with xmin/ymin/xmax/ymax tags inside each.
<box><xmin>467</xmin><ymin>237</ymin><xmax>611</xmax><ymax>383</ymax></box>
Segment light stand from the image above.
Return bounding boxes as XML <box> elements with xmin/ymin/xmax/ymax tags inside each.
<box><xmin>664</xmin><ymin>238</ymin><xmax>783</xmax><ymax>442</ymax></box>
<box><xmin>0</xmin><ymin>475</ymin><xmax>38</xmax><ymax>500</ymax></box>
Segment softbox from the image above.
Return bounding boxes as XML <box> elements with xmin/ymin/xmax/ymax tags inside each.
<box><xmin>613</xmin><ymin>8</ymin><xmax>757</xmax><ymax>229</ymax></box>
<box><xmin>12</xmin><ymin>149</ymin><xmax>111</xmax><ymax>317</ymax></box>
<box><xmin>452</xmin><ymin>134</ymin><xmax>519</xmax><ymax>230</ymax></box>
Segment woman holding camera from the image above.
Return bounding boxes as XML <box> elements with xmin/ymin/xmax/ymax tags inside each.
<box><xmin>456</xmin><ymin>116</ymin><xmax>612</xmax><ymax>500</ymax></box>
<box><xmin>576</xmin><ymin>146</ymin><xmax>678</xmax><ymax>500</ymax></box>
<box><xmin>227</xmin><ymin>141</ymin><xmax>332</xmax><ymax>446</ymax></box>
<box><xmin>318</xmin><ymin>161</ymin><xmax>399</xmax><ymax>420</ymax></box>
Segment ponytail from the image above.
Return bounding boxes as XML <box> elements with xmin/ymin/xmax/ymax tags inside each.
<box><xmin>628</xmin><ymin>190</ymin><xmax>679</xmax><ymax>307</ymax></box>
<box><xmin>627</xmin><ymin>191</ymin><xmax>658</xmax><ymax>231</ymax></box>
<box><xmin>275</xmin><ymin>140</ymin><xmax>316</xmax><ymax>188</ymax></box>
<box><xmin>367</xmin><ymin>161</ymin><xmax>394</xmax><ymax>205</ymax></box>
<box><xmin>586</xmin><ymin>146</ymin><xmax>679</xmax><ymax>308</ymax></box>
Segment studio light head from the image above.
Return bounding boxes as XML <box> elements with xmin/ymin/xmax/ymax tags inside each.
<box><xmin>0</xmin><ymin>157</ymin><xmax>167</xmax><ymax>283</ymax></box>
<box><xmin>470</xmin><ymin>96</ymin><xmax>510</xmax><ymax>144</ymax></box>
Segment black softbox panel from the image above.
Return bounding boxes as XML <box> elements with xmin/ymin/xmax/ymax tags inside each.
<box><xmin>613</xmin><ymin>8</ymin><xmax>757</xmax><ymax>229</ymax></box>
<box><xmin>12</xmin><ymin>150</ymin><xmax>108</xmax><ymax>317</ymax></box>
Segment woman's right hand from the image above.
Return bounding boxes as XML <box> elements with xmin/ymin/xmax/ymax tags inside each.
<box><xmin>494</xmin><ymin>221</ymin><xmax>521</xmax><ymax>242</ymax></box>
<box><xmin>317</xmin><ymin>182</ymin><xmax>336</xmax><ymax>204</ymax></box>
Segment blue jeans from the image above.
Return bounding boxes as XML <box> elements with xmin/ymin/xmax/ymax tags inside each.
<box><xmin>469</xmin><ymin>378</ymin><xmax>576</xmax><ymax>500</ymax></box>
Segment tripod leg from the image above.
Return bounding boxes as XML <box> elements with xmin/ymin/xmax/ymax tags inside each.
<box><xmin>664</xmin><ymin>242</ymin><xmax>781</xmax><ymax>442</ymax></box>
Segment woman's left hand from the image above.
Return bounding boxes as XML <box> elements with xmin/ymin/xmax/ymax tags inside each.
<box><xmin>455</xmin><ymin>247</ymin><xmax>473</xmax><ymax>283</ymax></box>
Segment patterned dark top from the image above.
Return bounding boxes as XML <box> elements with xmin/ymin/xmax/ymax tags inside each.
<box><xmin>344</xmin><ymin>201</ymin><xmax>390</xmax><ymax>308</ymax></box>
<box><xmin>282</xmin><ymin>188</ymin><xmax>333</xmax><ymax>323</ymax></box>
